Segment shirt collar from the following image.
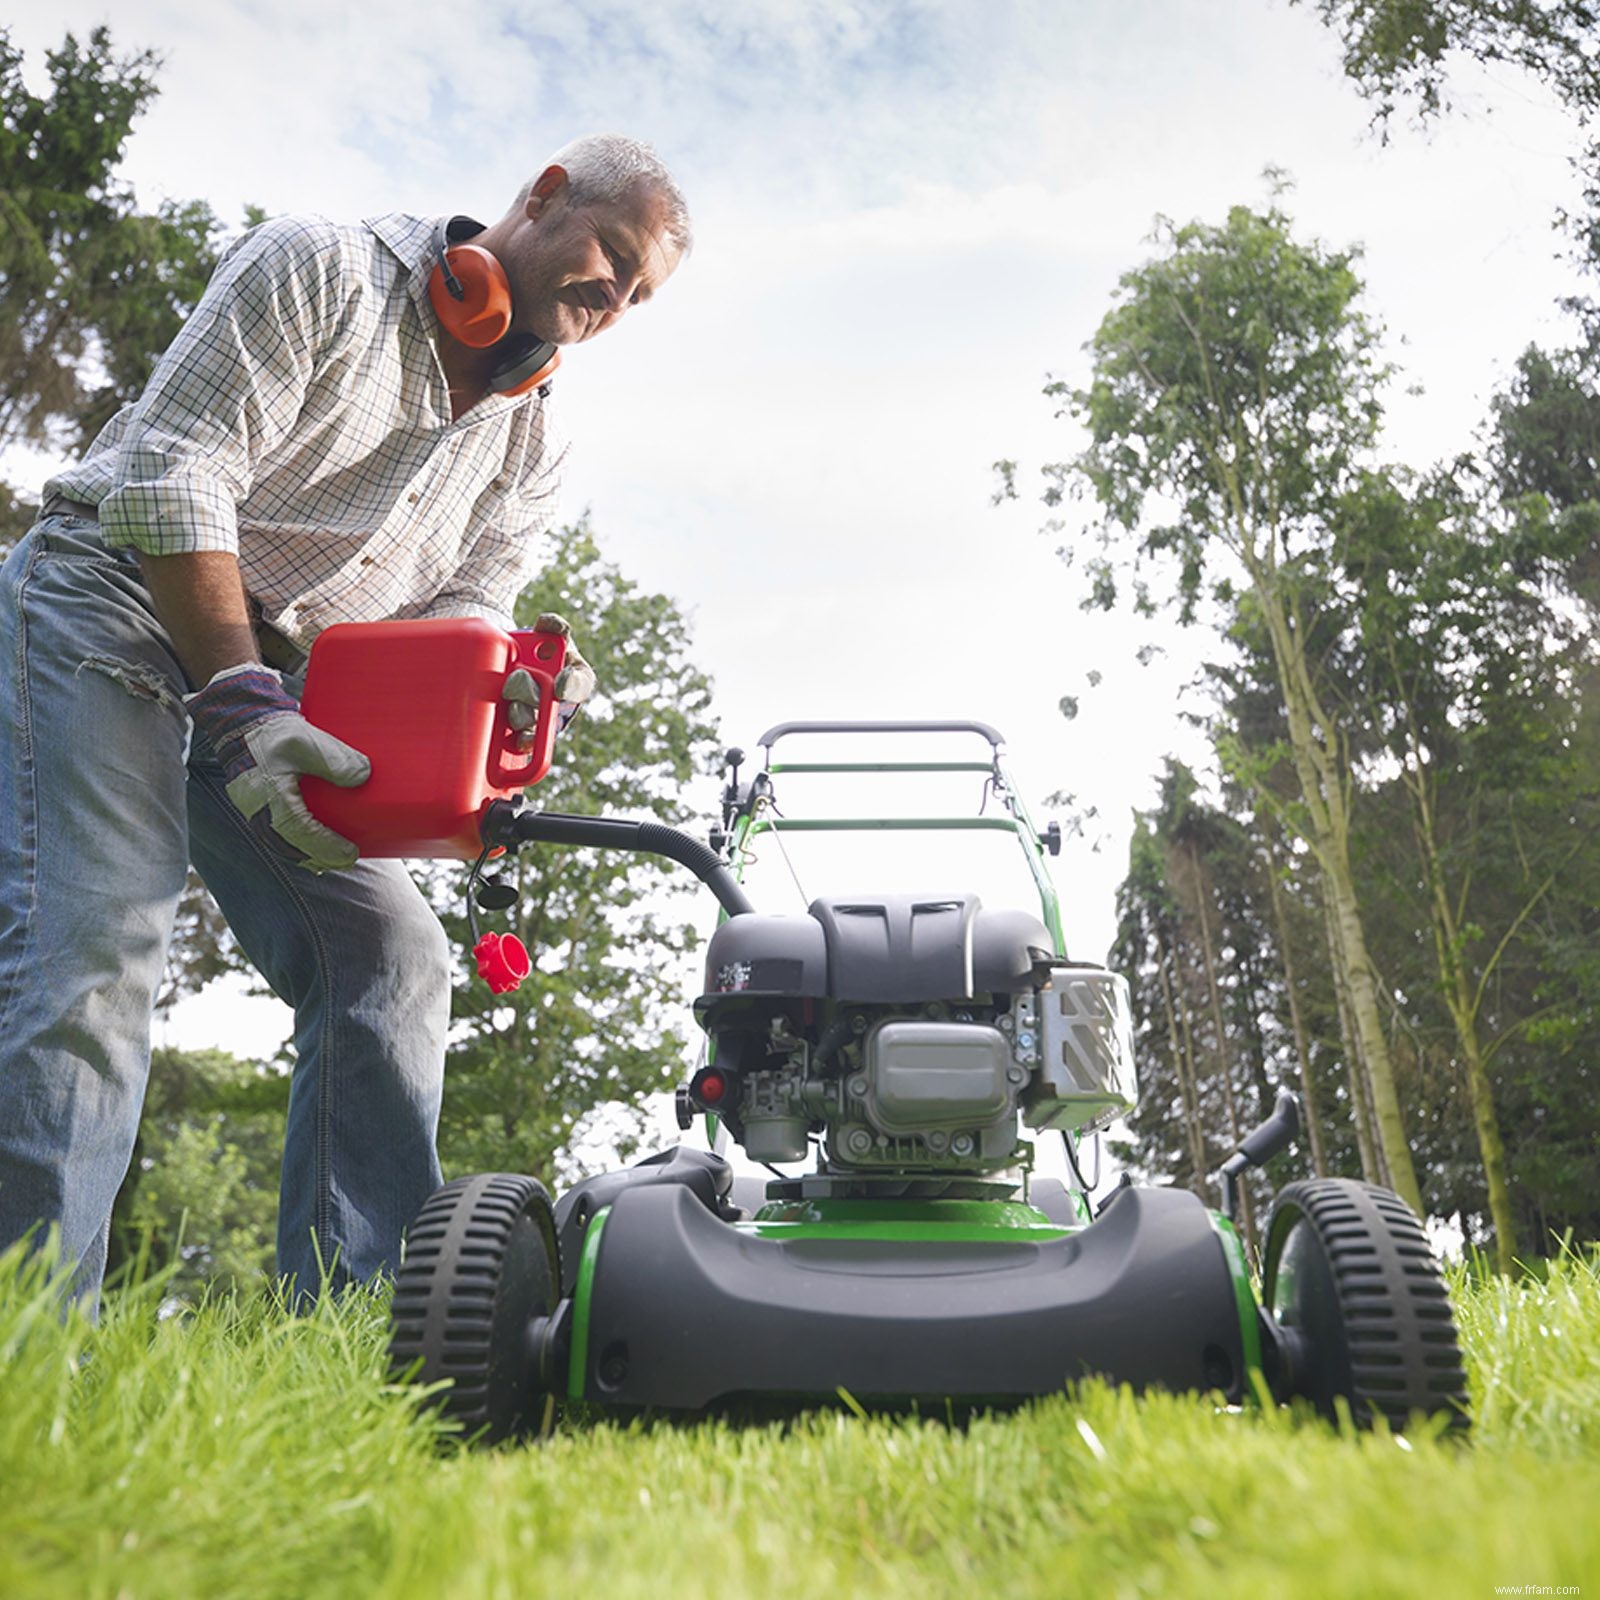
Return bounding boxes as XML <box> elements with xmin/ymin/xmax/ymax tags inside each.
<box><xmin>364</xmin><ymin>212</ymin><xmax>446</xmax><ymax>322</ymax></box>
<box><xmin>363</xmin><ymin>211</ymin><xmax>553</xmax><ymax>421</ymax></box>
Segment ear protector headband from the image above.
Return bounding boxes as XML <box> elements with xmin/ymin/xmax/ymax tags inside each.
<box><xmin>427</xmin><ymin>215</ymin><xmax>560</xmax><ymax>397</ymax></box>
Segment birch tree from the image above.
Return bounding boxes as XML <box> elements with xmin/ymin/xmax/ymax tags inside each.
<box><xmin>1001</xmin><ymin>197</ymin><xmax>1425</xmax><ymax>1211</ymax></box>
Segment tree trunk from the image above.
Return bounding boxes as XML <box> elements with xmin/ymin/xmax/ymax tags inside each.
<box><xmin>1254</xmin><ymin>583</ymin><xmax>1423</xmax><ymax>1212</ymax></box>
<box><xmin>1377</xmin><ymin>661</ymin><xmax>1522</xmax><ymax>1267</ymax></box>
<box><xmin>1410</xmin><ymin>784</ymin><xmax>1521</xmax><ymax>1272</ymax></box>
<box><xmin>1325</xmin><ymin>866</ymin><xmax>1417</xmax><ymax>1203</ymax></box>
<box><xmin>1157</xmin><ymin>930</ymin><xmax>1210</xmax><ymax>1193</ymax></box>
<box><xmin>1189</xmin><ymin>854</ymin><xmax>1255</xmax><ymax>1252</ymax></box>
<box><xmin>1260</xmin><ymin>822</ymin><xmax>1328</xmax><ymax>1176</ymax></box>
<box><xmin>1174</xmin><ymin>949</ymin><xmax>1221</xmax><ymax>1211</ymax></box>
<box><xmin>1320</xmin><ymin>878</ymin><xmax>1383</xmax><ymax>1184</ymax></box>
<box><xmin>1453</xmin><ymin>1021</ymin><xmax>1518</xmax><ymax>1273</ymax></box>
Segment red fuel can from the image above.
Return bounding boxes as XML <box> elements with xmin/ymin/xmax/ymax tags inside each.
<box><xmin>298</xmin><ymin>617</ymin><xmax>567</xmax><ymax>859</ymax></box>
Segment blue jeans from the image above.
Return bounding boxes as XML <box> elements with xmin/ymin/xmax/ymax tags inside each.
<box><xmin>0</xmin><ymin>514</ymin><xmax>449</xmax><ymax>1302</ymax></box>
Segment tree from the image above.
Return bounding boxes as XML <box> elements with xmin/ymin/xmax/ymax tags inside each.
<box><xmin>1110</xmin><ymin>760</ymin><xmax>1347</xmax><ymax>1247</ymax></box>
<box><xmin>0</xmin><ymin>27</ymin><xmax>225</xmax><ymax>469</ymax></box>
<box><xmin>108</xmin><ymin>1047</ymin><xmax>286</xmax><ymax>1296</ymax></box>
<box><xmin>1491</xmin><ymin>341</ymin><xmax>1600</xmax><ymax>613</ymax></box>
<box><xmin>1112</xmin><ymin>817</ymin><xmax>1213</xmax><ymax>1197</ymax></box>
<box><xmin>1335</xmin><ymin>470</ymin><xmax>1593</xmax><ymax>1264</ymax></box>
<box><xmin>1201</xmin><ymin>446</ymin><xmax>1600</xmax><ymax>1261</ymax></box>
<box><xmin>1495</xmin><ymin>344</ymin><xmax>1600</xmax><ymax>515</ymax></box>
<box><xmin>429</xmin><ymin>517</ymin><xmax>719</xmax><ymax>1185</ymax></box>
<box><xmin>1297</xmin><ymin>0</ymin><xmax>1600</xmax><ymax>135</ymax></box>
<box><xmin>1255</xmin><ymin>806</ymin><xmax>1331</xmax><ymax>1177</ymax></box>
<box><xmin>1294</xmin><ymin>1</ymin><xmax>1600</xmax><ymax>1260</ymax></box>
<box><xmin>1302</xmin><ymin>0</ymin><xmax>1600</xmax><ymax>551</ymax></box>
<box><xmin>1001</xmin><ymin>194</ymin><xmax>1426</xmax><ymax>1212</ymax></box>
<box><xmin>0</xmin><ymin>27</ymin><xmax>277</xmax><ymax>1003</ymax></box>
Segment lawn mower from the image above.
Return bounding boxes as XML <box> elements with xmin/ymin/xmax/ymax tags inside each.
<box><xmin>385</xmin><ymin>719</ymin><xmax>1469</xmax><ymax>1440</ymax></box>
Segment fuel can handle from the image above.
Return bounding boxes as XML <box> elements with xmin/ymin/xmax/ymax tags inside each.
<box><xmin>489</xmin><ymin>627</ymin><xmax>568</xmax><ymax>790</ymax></box>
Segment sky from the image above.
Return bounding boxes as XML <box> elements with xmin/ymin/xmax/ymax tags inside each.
<box><xmin>10</xmin><ymin>1</ymin><xmax>1591</xmax><ymax>1090</ymax></box>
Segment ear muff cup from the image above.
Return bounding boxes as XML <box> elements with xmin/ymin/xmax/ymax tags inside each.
<box><xmin>488</xmin><ymin>333</ymin><xmax>561</xmax><ymax>396</ymax></box>
<box><xmin>428</xmin><ymin>215</ymin><xmax>560</xmax><ymax>396</ymax></box>
<box><xmin>428</xmin><ymin>244</ymin><xmax>514</xmax><ymax>348</ymax></box>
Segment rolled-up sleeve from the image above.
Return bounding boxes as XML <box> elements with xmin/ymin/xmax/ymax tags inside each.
<box><xmin>98</xmin><ymin>217</ymin><xmax>347</xmax><ymax>557</ymax></box>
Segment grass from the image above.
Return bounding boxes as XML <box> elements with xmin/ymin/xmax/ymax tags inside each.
<box><xmin>2</xmin><ymin>1243</ymin><xmax>1598</xmax><ymax>1600</ymax></box>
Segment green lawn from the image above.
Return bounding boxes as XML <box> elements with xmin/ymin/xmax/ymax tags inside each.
<box><xmin>2</xmin><ymin>1242</ymin><xmax>1597</xmax><ymax>1600</ymax></box>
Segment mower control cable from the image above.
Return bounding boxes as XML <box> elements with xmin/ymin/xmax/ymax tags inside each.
<box><xmin>482</xmin><ymin>801</ymin><xmax>756</xmax><ymax>918</ymax></box>
<box><xmin>1061</xmin><ymin>1127</ymin><xmax>1101</xmax><ymax>1196</ymax></box>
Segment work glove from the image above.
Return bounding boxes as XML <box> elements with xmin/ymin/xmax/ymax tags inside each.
<box><xmin>502</xmin><ymin>612</ymin><xmax>597</xmax><ymax>746</ymax></box>
<box><xmin>186</xmin><ymin>663</ymin><xmax>370</xmax><ymax>872</ymax></box>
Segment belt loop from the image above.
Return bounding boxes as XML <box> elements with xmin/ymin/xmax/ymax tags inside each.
<box><xmin>248</xmin><ymin>598</ymin><xmax>309</xmax><ymax>675</ymax></box>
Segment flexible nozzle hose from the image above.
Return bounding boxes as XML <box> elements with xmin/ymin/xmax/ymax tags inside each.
<box><xmin>481</xmin><ymin>803</ymin><xmax>755</xmax><ymax>918</ymax></box>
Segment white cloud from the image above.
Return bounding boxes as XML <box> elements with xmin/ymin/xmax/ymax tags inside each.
<box><xmin>10</xmin><ymin>0</ymin><xmax>1593</xmax><ymax>1008</ymax></box>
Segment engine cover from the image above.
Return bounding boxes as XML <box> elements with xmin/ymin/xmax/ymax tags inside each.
<box><xmin>696</xmin><ymin>893</ymin><xmax>1055</xmax><ymax>1016</ymax></box>
<box><xmin>694</xmin><ymin>913</ymin><xmax>829</xmax><ymax>1010</ymax></box>
<box><xmin>808</xmin><ymin>895</ymin><xmax>978</xmax><ymax>1002</ymax></box>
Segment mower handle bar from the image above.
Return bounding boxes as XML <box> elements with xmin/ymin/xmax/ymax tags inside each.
<box><xmin>757</xmin><ymin>719</ymin><xmax>1006</xmax><ymax>751</ymax></box>
<box><xmin>481</xmin><ymin>802</ymin><xmax>755</xmax><ymax>919</ymax></box>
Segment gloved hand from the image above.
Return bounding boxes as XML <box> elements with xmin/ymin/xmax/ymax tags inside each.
<box><xmin>186</xmin><ymin>663</ymin><xmax>370</xmax><ymax>872</ymax></box>
<box><xmin>502</xmin><ymin>612</ymin><xmax>597</xmax><ymax>745</ymax></box>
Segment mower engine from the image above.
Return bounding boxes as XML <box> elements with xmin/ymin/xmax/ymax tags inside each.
<box><xmin>681</xmin><ymin>892</ymin><xmax>1136</xmax><ymax>1187</ymax></box>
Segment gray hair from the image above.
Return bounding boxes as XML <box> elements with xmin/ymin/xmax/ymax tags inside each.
<box><xmin>525</xmin><ymin>134</ymin><xmax>693</xmax><ymax>256</ymax></box>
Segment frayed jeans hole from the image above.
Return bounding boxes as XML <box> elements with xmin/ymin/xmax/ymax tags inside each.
<box><xmin>77</xmin><ymin>657</ymin><xmax>180</xmax><ymax>711</ymax></box>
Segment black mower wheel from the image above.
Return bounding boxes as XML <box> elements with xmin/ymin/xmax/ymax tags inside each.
<box><xmin>388</xmin><ymin>1172</ymin><xmax>561</xmax><ymax>1443</ymax></box>
<box><xmin>1261</xmin><ymin>1178</ymin><xmax>1469</xmax><ymax>1432</ymax></box>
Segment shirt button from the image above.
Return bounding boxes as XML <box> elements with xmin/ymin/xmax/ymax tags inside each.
<box><xmin>407</xmin><ymin>492</ymin><xmax>419</xmax><ymax>503</ymax></box>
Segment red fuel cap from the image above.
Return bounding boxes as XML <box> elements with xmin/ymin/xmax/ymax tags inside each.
<box><xmin>473</xmin><ymin>931</ymin><xmax>531</xmax><ymax>994</ymax></box>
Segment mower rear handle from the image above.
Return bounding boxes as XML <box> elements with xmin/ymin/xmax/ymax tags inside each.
<box><xmin>757</xmin><ymin>719</ymin><xmax>1006</xmax><ymax>751</ymax></box>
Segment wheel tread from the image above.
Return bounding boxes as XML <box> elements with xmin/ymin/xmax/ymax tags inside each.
<box><xmin>386</xmin><ymin>1172</ymin><xmax>561</xmax><ymax>1443</ymax></box>
<box><xmin>1263</xmin><ymin>1178</ymin><xmax>1470</xmax><ymax>1432</ymax></box>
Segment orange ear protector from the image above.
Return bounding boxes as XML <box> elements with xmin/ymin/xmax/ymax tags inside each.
<box><xmin>428</xmin><ymin>216</ymin><xmax>560</xmax><ymax>397</ymax></box>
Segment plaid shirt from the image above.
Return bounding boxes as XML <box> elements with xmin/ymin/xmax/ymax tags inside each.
<box><xmin>46</xmin><ymin>212</ymin><xmax>568</xmax><ymax>648</ymax></box>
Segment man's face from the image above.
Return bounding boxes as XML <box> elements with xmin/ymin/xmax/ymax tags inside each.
<box><xmin>506</xmin><ymin>173</ymin><xmax>682</xmax><ymax>347</ymax></box>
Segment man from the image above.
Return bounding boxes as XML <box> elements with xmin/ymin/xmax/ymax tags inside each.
<box><xmin>0</xmin><ymin>133</ymin><xmax>690</xmax><ymax>1305</ymax></box>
